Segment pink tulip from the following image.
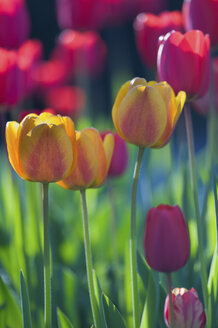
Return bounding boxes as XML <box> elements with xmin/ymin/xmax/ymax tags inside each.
<box><xmin>134</xmin><ymin>11</ymin><xmax>183</xmax><ymax>68</ymax></box>
<box><xmin>144</xmin><ymin>205</ymin><xmax>190</xmax><ymax>273</ymax></box>
<box><xmin>0</xmin><ymin>0</ymin><xmax>30</xmax><ymax>49</ymax></box>
<box><xmin>101</xmin><ymin>131</ymin><xmax>128</xmax><ymax>177</ymax></box>
<box><xmin>183</xmin><ymin>0</ymin><xmax>218</xmax><ymax>48</ymax></box>
<box><xmin>164</xmin><ymin>288</ymin><xmax>206</xmax><ymax>328</ymax></box>
<box><xmin>157</xmin><ymin>30</ymin><xmax>210</xmax><ymax>100</ymax></box>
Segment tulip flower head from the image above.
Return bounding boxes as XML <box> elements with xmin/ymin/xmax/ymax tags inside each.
<box><xmin>134</xmin><ymin>11</ymin><xmax>183</xmax><ymax>68</ymax></box>
<box><xmin>112</xmin><ymin>77</ymin><xmax>186</xmax><ymax>148</ymax></box>
<box><xmin>58</xmin><ymin>127</ymin><xmax>114</xmax><ymax>190</ymax></box>
<box><xmin>157</xmin><ymin>30</ymin><xmax>210</xmax><ymax>101</ymax></box>
<box><xmin>144</xmin><ymin>205</ymin><xmax>190</xmax><ymax>273</ymax></box>
<box><xmin>101</xmin><ymin>130</ymin><xmax>128</xmax><ymax>177</ymax></box>
<box><xmin>6</xmin><ymin>112</ymin><xmax>77</xmax><ymax>182</ymax></box>
<box><xmin>164</xmin><ymin>288</ymin><xmax>206</xmax><ymax>328</ymax></box>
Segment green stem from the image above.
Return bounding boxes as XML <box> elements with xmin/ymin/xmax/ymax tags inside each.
<box><xmin>42</xmin><ymin>183</ymin><xmax>51</xmax><ymax>328</ymax></box>
<box><xmin>130</xmin><ymin>146</ymin><xmax>144</xmax><ymax>328</ymax></box>
<box><xmin>166</xmin><ymin>273</ymin><xmax>174</xmax><ymax>328</ymax></box>
<box><xmin>184</xmin><ymin>105</ymin><xmax>208</xmax><ymax>310</ymax></box>
<box><xmin>80</xmin><ymin>189</ymin><xmax>99</xmax><ymax>328</ymax></box>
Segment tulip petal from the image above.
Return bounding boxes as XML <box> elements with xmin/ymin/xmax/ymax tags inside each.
<box><xmin>112</xmin><ymin>80</ymin><xmax>131</xmax><ymax>139</ymax></box>
<box><xmin>20</xmin><ymin>123</ymin><xmax>73</xmax><ymax>182</ymax></box>
<box><xmin>118</xmin><ymin>85</ymin><xmax>167</xmax><ymax>147</ymax></box>
<box><xmin>5</xmin><ymin>121</ymin><xmax>28</xmax><ymax>180</ymax></box>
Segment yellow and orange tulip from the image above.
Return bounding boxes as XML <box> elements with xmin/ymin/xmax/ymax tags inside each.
<box><xmin>112</xmin><ymin>77</ymin><xmax>186</xmax><ymax>148</ymax></box>
<box><xmin>6</xmin><ymin>112</ymin><xmax>77</xmax><ymax>182</ymax></box>
<box><xmin>57</xmin><ymin>127</ymin><xmax>114</xmax><ymax>190</ymax></box>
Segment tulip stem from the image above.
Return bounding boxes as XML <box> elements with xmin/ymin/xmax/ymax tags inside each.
<box><xmin>80</xmin><ymin>189</ymin><xmax>99</xmax><ymax>328</ymax></box>
<box><xmin>42</xmin><ymin>183</ymin><xmax>51</xmax><ymax>328</ymax></box>
<box><xmin>166</xmin><ymin>273</ymin><xmax>174</xmax><ymax>328</ymax></box>
<box><xmin>184</xmin><ymin>105</ymin><xmax>208</xmax><ymax>309</ymax></box>
<box><xmin>130</xmin><ymin>146</ymin><xmax>144</xmax><ymax>328</ymax></box>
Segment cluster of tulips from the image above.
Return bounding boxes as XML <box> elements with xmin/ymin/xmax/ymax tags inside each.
<box><xmin>1</xmin><ymin>0</ymin><xmax>218</xmax><ymax>327</ymax></box>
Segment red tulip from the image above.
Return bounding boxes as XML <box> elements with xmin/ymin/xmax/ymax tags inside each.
<box><xmin>0</xmin><ymin>48</ymin><xmax>24</xmax><ymax>107</ymax></box>
<box><xmin>53</xmin><ymin>30</ymin><xmax>107</xmax><ymax>77</ymax></box>
<box><xmin>192</xmin><ymin>57</ymin><xmax>218</xmax><ymax>115</ymax></box>
<box><xmin>33</xmin><ymin>59</ymin><xmax>68</xmax><ymax>93</ymax></box>
<box><xmin>101</xmin><ymin>131</ymin><xmax>128</xmax><ymax>177</ymax></box>
<box><xmin>0</xmin><ymin>0</ymin><xmax>30</xmax><ymax>49</ymax></box>
<box><xmin>183</xmin><ymin>0</ymin><xmax>218</xmax><ymax>48</ymax></box>
<box><xmin>134</xmin><ymin>11</ymin><xmax>183</xmax><ymax>68</ymax></box>
<box><xmin>17</xmin><ymin>39</ymin><xmax>43</xmax><ymax>97</ymax></box>
<box><xmin>164</xmin><ymin>288</ymin><xmax>206</xmax><ymax>328</ymax></box>
<box><xmin>144</xmin><ymin>205</ymin><xmax>190</xmax><ymax>273</ymax></box>
<box><xmin>45</xmin><ymin>86</ymin><xmax>86</xmax><ymax>119</ymax></box>
<box><xmin>157</xmin><ymin>30</ymin><xmax>210</xmax><ymax>100</ymax></box>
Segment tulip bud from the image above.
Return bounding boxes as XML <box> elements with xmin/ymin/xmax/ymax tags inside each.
<box><xmin>144</xmin><ymin>205</ymin><xmax>190</xmax><ymax>272</ymax></box>
<box><xmin>157</xmin><ymin>30</ymin><xmax>210</xmax><ymax>100</ymax></box>
<box><xmin>101</xmin><ymin>130</ymin><xmax>128</xmax><ymax>177</ymax></box>
<box><xmin>134</xmin><ymin>11</ymin><xmax>183</xmax><ymax>68</ymax></box>
<box><xmin>112</xmin><ymin>77</ymin><xmax>186</xmax><ymax>148</ymax></box>
<box><xmin>164</xmin><ymin>288</ymin><xmax>206</xmax><ymax>328</ymax></box>
<box><xmin>57</xmin><ymin>127</ymin><xmax>114</xmax><ymax>190</ymax></box>
<box><xmin>6</xmin><ymin>112</ymin><xmax>77</xmax><ymax>182</ymax></box>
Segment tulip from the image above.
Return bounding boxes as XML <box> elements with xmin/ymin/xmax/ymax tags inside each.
<box><xmin>17</xmin><ymin>39</ymin><xmax>43</xmax><ymax>97</ymax></box>
<box><xmin>6</xmin><ymin>112</ymin><xmax>77</xmax><ymax>182</ymax></box>
<box><xmin>134</xmin><ymin>11</ymin><xmax>183</xmax><ymax>68</ymax></box>
<box><xmin>183</xmin><ymin>0</ymin><xmax>218</xmax><ymax>48</ymax></box>
<box><xmin>0</xmin><ymin>48</ymin><xmax>24</xmax><ymax>107</ymax></box>
<box><xmin>144</xmin><ymin>204</ymin><xmax>190</xmax><ymax>273</ymax></box>
<box><xmin>58</xmin><ymin>127</ymin><xmax>114</xmax><ymax>190</ymax></box>
<box><xmin>101</xmin><ymin>130</ymin><xmax>128</xmax><ymax>177</ymax></box>
<box><xmin>52</xmin><ymin>30</ymin><xmax>107</xmax><ymax>76</ymax></box>
<box><xmin>164</xmin><ymin>288</ymin><xmax>206</xmax><ymax>328</ymax></box>
<box><xmin>45</xmin><ymin>86</ymin><xmax>86</xmax><ymax>119</ymax></box>
<box><xmin>0</xmin><ymin>0</ymin><xmax>30</xmax><ymax>49</ymax></box>
<box><xmin>157</xmin><ymin>30</ymin><xmax>210</xmax><ymax>100</ymax></box>
<box><xmin>18</xmin><ymin>108</ymin><xmax>55</xmax><ymax>122</ymax></box>
<box><xmin>112</xmin><ymin>77</ymin><xmax>186</xmax><ymax>148</ymax></box>
<box><xmin>192</xmin><ymin>57</ymin><xmax>218</xmax><ymax>115</ymax></box>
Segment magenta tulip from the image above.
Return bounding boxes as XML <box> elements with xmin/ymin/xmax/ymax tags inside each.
<box><xmin>144</xmin><ymin>205</ymin><xmax>190</xmax><ymax>273</ymax></box>
<box><xmin>157</xmin><ymin>30</ymin><xmax>210</xmax><ymax>100</ymax></box>
<box><xmin>164</xmin><ymin>288</ymin><xmax>206</xmax><ymax>328</ymax></box>
<box><xmin>101</xmin><ymin>131</ymin><xmax>128</xmax><ymax>177</ymax></box>
<box><xmin>134</xmin><ymin>11</ymin><xmax>183</xmax><ymax>68</ymax></box>
<box><xmin>183</xmin><ymin>0</ymin><xmax>218</xmax><ymax>48</ymax></box>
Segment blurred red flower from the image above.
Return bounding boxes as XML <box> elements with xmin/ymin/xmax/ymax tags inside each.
<box><xmin>0</xmin><ymin>0</ymin><xmax>30</xmax><ymax>49</ymax></box>
<box><xmin>45</xmin><ymin>86</ymin><xmax>86</xmax><ymax>119</ymax></box>
<box><xmin>53</xmin><ymin>30</ymin><xmax>107</xmax><ymax>77</ymax></box>
<box><xmin>134</xmin><ymin>11</ymin><xmax>183</xmax><ymax>68</ymax></box>
<box><xmin>157</xmin><ymin>30</ymin><xmax>210</xmax><ymax>100</ymax></box>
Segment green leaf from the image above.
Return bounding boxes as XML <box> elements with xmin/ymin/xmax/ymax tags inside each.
<box><xmin>0</xmin><ymin>276</ymin><xmax>22</xmax><ymax>327</ymax></box>
<box><xmin>57</xmin><ymin>308</ymin><xmax>74</xmax><ymax>328</ymax></box>
<box><xmin>102</xmin><ymin>293</ymin><xmax>126</xmax><ymax>328</ymax></box>
<box><xmin>140</xmin><ymin>271</ymin><xmax>159</xmax><ymax>328</ymax></box>
<box><xmin>137</xmin><ymin>251</ymin><xmax>150</xmax><ymax>291</ymax></box>
<box><xmin>20</xmin><ymin>271</ymin><xmax>32</xmax><ymax>328</ymax></box>
<box><xmin>93</xmin><ymin>270</ymin><xmax>107</xmax><ymax>328</ymax></box>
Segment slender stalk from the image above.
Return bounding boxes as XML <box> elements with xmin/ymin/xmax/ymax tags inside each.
<box><xmin>184</xmin><ymin>105</ymin><xmax>208</xmax><ymax>309</ymax></box>
<box><xmin>130</xmin><ymin>146</ymin><xmax>144</xmax><ymax>328</ymax></box>
<box><xmin>42</xmin><ymin>183</ymin><xmax>51</xmax><ymax>328</ymax></box>
<box><xmin>166</xmin><ymin>273</ymin><xmax>174</xmax><ymax>328</ymax></box>
<box><xmin>80</xmin><ymin>189</ymin><xmax>99</xmax><ymax>328</ymax></box>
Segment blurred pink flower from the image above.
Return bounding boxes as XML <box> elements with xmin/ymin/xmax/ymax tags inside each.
<box><xmin>164</xmin><ymin>288</ymin><xmax>206</xmax><ymax>328</ymax></box>
<box><xmin>45</xmin><ymin>86</ymin><xmax>86</xmax><ymax>119</ymax></box>
<box><xmin>0</xmin><ymin>0</ymin><xmax>30</xmax><ymax>49</ymax></box>
<box><xmin>101</xmin><ymin>130</ymin><xmax>128</xmax><ymax>177</ymax></box>
<box><xmin>134</xmin><ymin>11</ymin><xmax>183</xmax><ymax>68</ymax></box>
<box><xmin>53</xmin><ymin>30</ymin><xmax>107</xmax><ymax>77</ymax></box>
